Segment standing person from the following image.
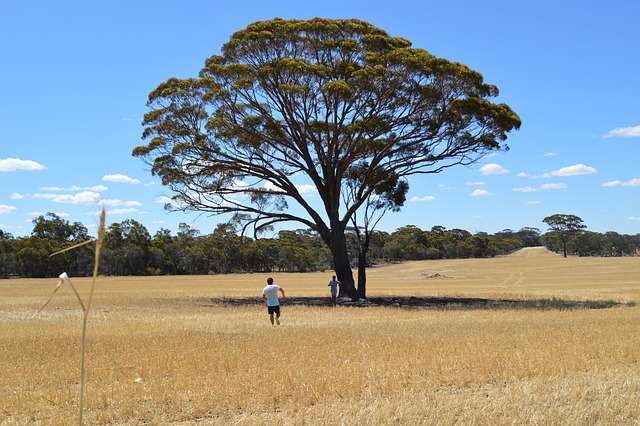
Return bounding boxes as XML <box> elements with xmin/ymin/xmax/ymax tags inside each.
<box><xmin>327</xmin><ymin>275</ymin><xmax>340</xmax><ymax>307</ymax></box>
<box><xmin>262</xmin><ymin>277</ymin><xmax>286</xmax><ymax>325</ymax></box>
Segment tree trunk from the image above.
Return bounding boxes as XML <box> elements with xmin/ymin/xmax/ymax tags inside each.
<box><xmin>331</xmin><ymin>233</ymin><xmax>358</xmax><ymax>300</ymax></box>
<box><xmin>356</xmin><ymin>233</ymin><xmax>370</xmax><ymax>299</ymax></box>
<box><xmin>357</xmin><ymin>250</ymin><xmax>367</xmax><ymax>299</ymax></box>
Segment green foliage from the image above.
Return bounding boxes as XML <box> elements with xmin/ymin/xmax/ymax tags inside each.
<box><xmin>2</xmin><ymin>214</ymin><xmax>94</xmax><ymax>278</ymax></box>
<box><xmin>32</xmin><ymin>213</ymin><xmax>89</xmax><ymax>242</ymax></box>
<box><xmin>543</xmin><ymin>214</ymin><xmax>586</xmax><ymax>236</ymax></box>
<box><xmin>542</xmin><ymin>214</ymin><xmax>587</xmax><ymax>257</ymax></box>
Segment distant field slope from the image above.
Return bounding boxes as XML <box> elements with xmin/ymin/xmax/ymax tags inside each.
<box><xmin>508</xmin><ymin>246</ymin><xmax>560</xmax><ymax>257</ymax></box>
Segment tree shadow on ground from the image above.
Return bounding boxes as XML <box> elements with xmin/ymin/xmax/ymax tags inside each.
<box><xmin>200</xmin><ymin>296</ymin><xmax>635</xmax><ymax>311</ymax></box>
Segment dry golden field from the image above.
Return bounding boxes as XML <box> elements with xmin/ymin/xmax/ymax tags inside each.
<box><xmin>1</xmin><ymin>247</ymin><xmax>639</xmax><ymax>425</ymax></box>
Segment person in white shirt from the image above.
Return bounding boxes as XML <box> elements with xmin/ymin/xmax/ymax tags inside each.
<box><xmin>262</xmin><ymin>277</ymin><xmax>287</xmax><ymax>325</ymax></box>
<box><xmin>327</xmin><ymin>275</ymin><xmax>340</xmax><ymax>307</ymax></box>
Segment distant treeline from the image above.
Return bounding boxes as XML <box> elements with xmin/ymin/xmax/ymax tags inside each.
<box><xmin>1</xmin><ymin>213</ymin><xmax>638</xmax><ymax>278</ymax></box>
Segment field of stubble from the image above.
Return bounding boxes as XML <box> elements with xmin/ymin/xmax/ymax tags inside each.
<box><xmin>1</xmin><ymin>247</ymin><xmax>639</xmax><ymax>425</ymax></box>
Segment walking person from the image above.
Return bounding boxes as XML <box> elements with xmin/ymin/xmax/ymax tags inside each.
<box><xmin>262</xmin><ymin>277</ymin><xmax>286</xmax><ymax>325</ymax></box>
<box><xmin>327</xmin><ymin>275</ymin><xmax>340</xmax><ymax>307</ymax></box>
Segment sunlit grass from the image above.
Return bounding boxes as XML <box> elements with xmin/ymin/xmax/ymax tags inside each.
<box><xmin>1</xmin><ymin>248</ymin><xmax>639</xmax><ymax>424</ymax></box>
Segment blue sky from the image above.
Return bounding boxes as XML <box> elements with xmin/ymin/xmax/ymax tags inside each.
<box><xmin>1</xmin><ymin>0</ymin><xmax>639</xmax><ymax>238</ymax></box>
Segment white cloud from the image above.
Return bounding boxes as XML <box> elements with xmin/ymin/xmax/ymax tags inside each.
<box><xmin>471</xmin><ymin>189</ymin><xmax>490</xmax><ymax>197</ymax></box>
<box><xmin>516</xmin><ymin>182</ymin><xmax>575</xmax><ymax>191</ymax></box>
<box><xmin>410</xmin><ymin>195</ymin><xmax>435</xmax><ymax>202</ymax></box>
<box><xmin>155</xmin><ymin>195</ymin><xmax>193</xmax><ymax>209</ymax></box>
<box><xmin>549</xmin><ymin>164</ymin><xmax>596</xmax><ymax>177</ymax></box>
<box><xmin>40</xmin><ymin>187</ymin><xmax>69</xmax><ymax>191</ymax></box>
<box><xmin>32</xmin><ymin>191</ymin><xmax>102</xmax><ymax>205</ymax></box>
<box><xmin>543</xmin><ymin>152</ymin><xmax>556</xmax><ymax>157</ymax></box>
<box><xmin>260</xmin><ymin>181</ymin><xmax>285</xmax><ymax>194</ymax></box>
<box><xmin>540</xmin><ymin>183</ymin><xmax>567</xmax><ymax>190</ymax></box>
<box><xmin>155</xmin><ymin>195</ymin><xmax>173</xmax><ymax>204</ymax></box>
<box><xmin>622</xmin><ymin>178</ymin><xmax>640</xmax><ymax>187</ymax></box>
<box><xmin>479</xmin><ymin>163</ymin><xmax>510</xmax><ymax>175</ymax></box>
<box><xmin>0</xmin><ymin>223</ymin><xmax>21</xmax><ymax>230</ymax></box>
<box><xmin>517</xmin><ymin>172</ymin><xmax>530</xmax><ymax>177</ymax></box>
<box><xmin>529</xmin><ymin>171</ymin><xmax>553</xmax><ymax>179</ymax></box>
<box><xmin>101</xmin><ymin>199</ymin><xmax>143</xmax><ymax>207</ymax></box>
<box><xmin>604</xmin><ymin>125</ymin><xmax>640</xmax><ymax>138</ymax></box>
<box><xmin>527</xmin><ymin>200</ymin><xmax>541</xmax><ymax>205</ymax></box>
<box><xmin>30</xmin><ymin>189</ymin><xmax>143</xmax><ymax>208</ymax></box>
<box><xmin>264</xmin><ymin>181</ymin><xmax>316</xmax><ymax>196</ymax></box>
<box><xmin>41</xmin><ymin>185</ymin><xmax>108</xmax><ymax>192</ymax></box>
<box><xmin>465</xmin><ymin>181</ymin><xmax>486</xmax><ymax>186</ymax></box>
<box><xmin>0</xmin><ymin>158</ymin><xmax>46</xmax><ymax>172</ymax></box>
<box><xmin>439</xmin><ymin>184</ymin><xmax>452</xmax><ymax>190</ymax></box>
<box><xmin>512</xmin><ymin>187</ymin><xmax>538</xmax><ymax>193</ymax></box>
<box><xmin>102</xmin><ymin>174</ymin><xmax>141</xmax><ymax>184</ymax></box>
<box><xmin>10</xmin><ymin>193</ymin><xmax>25</xmax><ymax>200</ymax></box>
<box><xmin>105</xmin><ymin>208</ymin><xmax>141</xmax><ymax>215</ymax></box>
<box><xmin>602</xmin><ymin>178</ymin><xmax>640</xmax><ymax>187</ymax></box>
<box><xmin>294</xmin><ymin>184</ymin><xmax>317</xmax><ymax>195</ymax></box>
<box><xmin>55</xmin><ymin>192</ymin><xmax>102</xmax><ymax>204</ymax></box>
<box><xmin>0</xmin><ymin>205</ymin><xmax>17</xmax><ymax>214</ymax></box>
<box><xmin>629</xmin><ymin>216</ymin><xmax>640</xmax><ymax>221</ymax></box>
<box><xmin>201</xmin><ymin>179</ymin><xmax>318</xmax><ymax>199</ymax></box>
<box><xmin>28</xmin><ymin>211</ymin><xmax>69</xmax><ymax>218</ymax></box>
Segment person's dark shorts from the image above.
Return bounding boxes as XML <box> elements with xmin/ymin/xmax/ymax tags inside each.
<box><xmin>267</xmin><ymin>305</ymin><xmax>280</xmax><ymax>315</ymax></box>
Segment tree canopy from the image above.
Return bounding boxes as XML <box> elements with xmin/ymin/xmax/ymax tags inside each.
<box><xmin>133</xmin><ymin>18</ymin><xmax>521</xmax><ymax>298</ymax></box>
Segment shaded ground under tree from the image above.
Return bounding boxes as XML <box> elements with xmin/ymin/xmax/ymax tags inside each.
<box><xmin>197</xmin><ymin>296</ymin><xmax>634</xmax><ymax>311</ymax></box>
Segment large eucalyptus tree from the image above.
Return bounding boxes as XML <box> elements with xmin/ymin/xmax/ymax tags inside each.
<box><xmin>134</xmin><ymin>18</ymin><xmax>521</xmax><ymax>298</ymax></box>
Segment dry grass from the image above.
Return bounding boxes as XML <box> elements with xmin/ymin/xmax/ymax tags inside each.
<box><xmin>1</xmin><ymin>247</ymin><xmax>639</xmax><ymax>425</ymax></box>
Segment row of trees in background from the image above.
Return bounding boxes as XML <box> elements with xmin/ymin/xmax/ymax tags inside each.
<box><xmin>1</xmin><ymin>213</ymin><xmax>638</xmax><ymax>279</ymax></box>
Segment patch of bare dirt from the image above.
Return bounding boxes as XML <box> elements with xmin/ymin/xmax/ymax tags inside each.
<box><xmin>507</xmin><ymin>247</ymin><xmax>560</xmax><ymax>257</ymax></box>
<box><xmin>421</xmin><ymin>272</ymin><xmax>452</xmax><ymax>279</ymax></box>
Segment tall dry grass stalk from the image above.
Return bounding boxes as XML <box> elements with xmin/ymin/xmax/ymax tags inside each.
<box><xmin>1</xmin><ymin>247</ymin><xmax>639</xmax><ymax>424</ymax></box>
<box><xmin>78</xmin><ymin>208</ymin><xmax>106</xmax><ymax>425</ymax></box>
<box><xmin>33</xmin><ymin>207</ymin><xmax>106</xmax><ymax>425</ymax></box>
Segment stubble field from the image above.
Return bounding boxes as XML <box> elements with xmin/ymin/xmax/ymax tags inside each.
<box><xmin>1</xmin><ymin>247</ymin><xmax>639</xmax><ymax>425</ymax></box>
